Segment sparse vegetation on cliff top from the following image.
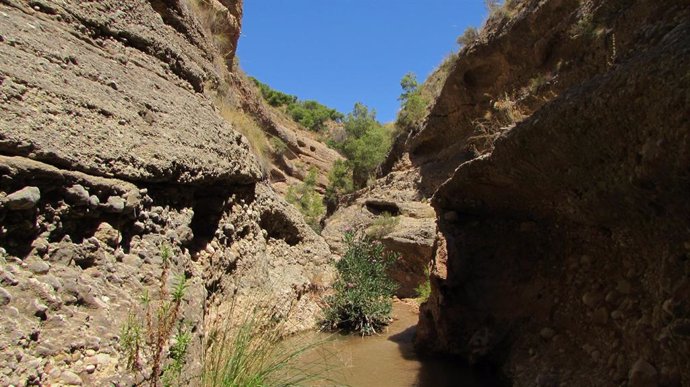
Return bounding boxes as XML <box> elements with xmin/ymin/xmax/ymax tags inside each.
<box><xmin>251</xmin><ymin>77</ymin><xmax>344</xmax><ymax>132</ymax></box>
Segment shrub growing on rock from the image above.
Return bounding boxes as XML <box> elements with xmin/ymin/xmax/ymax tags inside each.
<box><xmin>322</xmin><ymin>232</ymin><xmax>398</xmax><ymax>335</ymax></box>
<box><xmin>325</xmin><ymin>160</ymin><xmax>354</xmax><ymax>207</ymax></box>
<box><xmin>366</xmin><ymin>212</ymin><xmax>399</xmax><ymax>240</ymax></box>
<box><xmin>395</xmin><ymin>72</ymin><xmax>432</xmax><ymax>133</ymax></box>
<box><xmin>457</xmin><ymin>26</ymin><xmax>479</xmax><ymax>47</ymax></box>
<box><xmin>119</xmin><ymin>245</ymin><xmax>191</xmax><ymax>387</ymax></box>
<box><xmin>286</xmin><ymin>170</ymin><xmax>326</xmax><ymax>232</ymax></box>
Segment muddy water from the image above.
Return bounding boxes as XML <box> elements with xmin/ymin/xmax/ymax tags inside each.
<box><xmin>301</xmin><ymin>301</ymin><xmax>500</xmax><ymax>387</ymax></box>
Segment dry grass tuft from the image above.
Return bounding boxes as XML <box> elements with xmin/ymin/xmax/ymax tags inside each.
<box><xmin>468</xmin><ymin>93</ymin><xmax>526</xmax><ymax>153</ymax></box>
<box><xmin>202</xmin><ymin>300</ymin><xmax>338</xmax><ymax>387</ymax></box>
<box><xmin>215</xmin><ymin>98</ymin><xmax>271</xmax><ymax>173</ymax></box>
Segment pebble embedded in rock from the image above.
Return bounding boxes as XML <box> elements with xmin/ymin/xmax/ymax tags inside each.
<box><xmin>65</xmin><ymin>184</ymin><xmax>90</xmax><ymax>205</ymax></box>
<box><xmin>132</xmin><ymin>221</ymin><xmax>145</xmax><ymax>233</ymax></box>
<box><xmin>582</xmin><ymin>292</ymin><xmax>599</xmax><ymax>307</ymax></box>
<box><xmin>93</xmin><ymin>222</ymin><xmax>120</xmax><ymax>247</ymax></box>
<box><xmin>103</xmin><ymin>196</ymin><xmax>125</xmax><ymax>213</ymax></box>
<box><xmin>0</xmin><ymin>270</ymin><xmax>19</xmax><ymax>286</ymax></box>
<box><xmin>0</xmin><ymin>286</ymin><xmax>12</xmax><ymax>306</ymax></box>
<box><xmin>31</xmin><ymin>238</ymin><xmax>50</xmax><ymax>256</ymax></box>
<box><xmin>176</xmin><ymin>225</ymin><xmax>194</xmax><ymax>244</ymax></box>
<box><xmin>3</xmin><ymin>186</ymin><xmax>40</xmax><ymax>210</ymax></box>
<box><xmin>27</xmin><ymin>256</ymin><xmax>50</xmax><ymax>275</ymax></box>
<box><xmin>88</xmin><ymin>195</ymin><xmax>100</xmax><ymax>208</ymax></box>
<box><xmin>540</xmin><ymin>327</ymin><xmax>556</xmax><ymax>340</ymax></box>
<box><xmin>60</xmin><ymin>370</ymin><xmax>83</xmax><ymax>385</ymax></box>
<box><xmin>629</xmin><ymin>358</ymin><xmax>658</xmax><ymax>387</ymax></box>
<box><xmin>42</xmin><ymin>274</ymin><xmax>61</xmax><ymax>291</ymax></box>
<box><xmin>122</xmin><ymin>254</ymin><xmax>142</xmax><ymax>268</ymax></box>
<box><xmin>31</xmin><ymin>298</ymin><xmax>48</xmax><ymax>319</ymax></box>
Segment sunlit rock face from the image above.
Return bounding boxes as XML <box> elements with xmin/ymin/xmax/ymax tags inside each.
<box><xmin>0</xmin><ymin>1</ymin><xmax>334</xmax><ymax>385</ymax></box>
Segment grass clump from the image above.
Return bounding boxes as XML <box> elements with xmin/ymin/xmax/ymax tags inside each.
<box><xmin>415</xmin><ymin>268</ymin><xmax>432</xmax><ymax>304</ymax></box>
<box><xmin>286</xmin><ymin>169</ymin><xmax>326</xmax><ymax>233</ymax></box>
<box><xmin>322</xmin><ymin>232</ymin><xmax>398</xmax><ymax>335</ymax></box>
<box><xmin>216</xmin><ymin>100</ymin><xmax>271</xmax><ymax>173</ymax></box>
<box><xmin>367</xmin><ymin>212</ymin><xmax>399</xmax><ymax>240</ymax></box>
<box><xmin>269</xmin><ymin>136</ymin><xmax>289</xmax><ymax>156</ymax></box>
<box><xmin>202</xmin><ymin>302</ymin><xmax>336</xmax><ymax>387</ymax></box>
<box><xmin>119</xmin><ymin>245</ymin><xmax>191</xmax><ymax>387</ymax></box>
<box><xmin>457</xmin><ymin>26</ymin><xmax>480</xmax><ymax>47</ymax></box>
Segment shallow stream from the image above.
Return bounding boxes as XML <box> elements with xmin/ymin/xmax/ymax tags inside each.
<box><xmin>299</xmin><ymin>301</ymin><xmax>501</xmax><ymax>387</ymax></box>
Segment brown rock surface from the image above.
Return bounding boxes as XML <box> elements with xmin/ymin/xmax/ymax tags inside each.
<box><xmin>409</xmin><ymin>0</ymin><xmax>690</xmax><ymax>385</ymax></box>
<box><xmin>0</xmin><ymin>1</ymin><xmax>334</xmax><ymax>385</ymax></box>
<box><xmin>0</xmin><ymin>0</ymin><xmax>260</xmax><ymax>185</ymax></box>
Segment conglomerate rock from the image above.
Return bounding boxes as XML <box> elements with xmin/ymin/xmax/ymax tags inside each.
<box><xmin>0</xmin><ymin>1</ymin><xmax>334</xmax><ymax>385</ymax></box>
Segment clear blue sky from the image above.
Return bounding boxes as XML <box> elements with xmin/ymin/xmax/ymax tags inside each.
<box><xmin>238</xmin><ymin>1</ymin><xmax>488</xmax><ymax>123</ymax></box>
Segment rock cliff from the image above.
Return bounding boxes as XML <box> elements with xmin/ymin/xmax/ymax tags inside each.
<box><xmin>408</xmin><ymin>0</ymin><xmax>690</xmax><ymax>385</ymax></box>
<box><xmin>0</xmin><ymin>1</ymin><xmax>333</xmax><ymax>385</ymax></box>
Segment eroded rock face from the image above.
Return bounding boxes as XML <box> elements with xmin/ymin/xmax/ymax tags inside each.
<box><xmin>414</xmin><ymin>0</ymin><xmax>690</xmax><ymax>385</ymax></box>
<box><xmin>0</xmin><ymin>1</ymin><xmax>334</xmax><ymax>385</ymax></box>
<box><xmin>0</xmin><ymin>0</ymin><xmax>260</xmax><ymax>185</ymax></box>
<box><xmin>322</xmin><ymin>166</ymin><xmax>436</xmax><ymax>298</ymax></box>
<box><xmin>228</xmin><ymin>72</ymin><xmax>345</xmax><ymax>194</ymax></box>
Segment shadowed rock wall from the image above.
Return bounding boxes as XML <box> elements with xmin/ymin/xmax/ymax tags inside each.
<box><xmin>400</xmin><ymin>0</ymin><xmax>690</xmax><ymax>385</ymax></box>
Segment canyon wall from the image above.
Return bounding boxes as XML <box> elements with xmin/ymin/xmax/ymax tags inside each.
<box><xmin>0</xmin><ymin>1</ymin><xmax>333</xmax><ymax>385</ymax></box>
<box><xmin>410</xmin><ymin>0</ymin><xmax>690</xmax><ymax>385</ymax></box>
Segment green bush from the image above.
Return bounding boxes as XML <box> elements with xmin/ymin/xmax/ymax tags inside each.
<box><xmin>325</xmin><ymin>160</ymin><xmax>354</xmax><ymax>205</ymax></box>
<box><xmin>335</xmin><ymin>103</ymin><xmax>392</xmax><ymax>188</ymax></box>
<box><xmin>119</xmin><ymin>245</ymin><xmax>191</xmax><ymax>387</ymax></box>
<box><xmin>286</xmin><ymin>170</ymin><xmax>326</xmax><ymax>232</ymax></box>
<box><xmin>322</xmin><ymin>232</ymin><xmax>398</xmax><ymax>335</ymax></box>
<box><xmin>251</xmin><ymin>77</ymin><xmax>297</xmax><ymax>107</ymax></box>
<box><xmin>415</xmin><ymin>267</ymin><xmax>431</xmax><ymax>304</ymax></box>
<box><xmin>395</xmin><ymin>72</ymin><xmax>430</xmax><ymax>131</ymax></box>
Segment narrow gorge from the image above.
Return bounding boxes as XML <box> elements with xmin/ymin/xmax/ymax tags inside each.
<box><xmin>0</xmin><ymin>0</ymin><xmax>688</xmax><ymax>386</ymax></box>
